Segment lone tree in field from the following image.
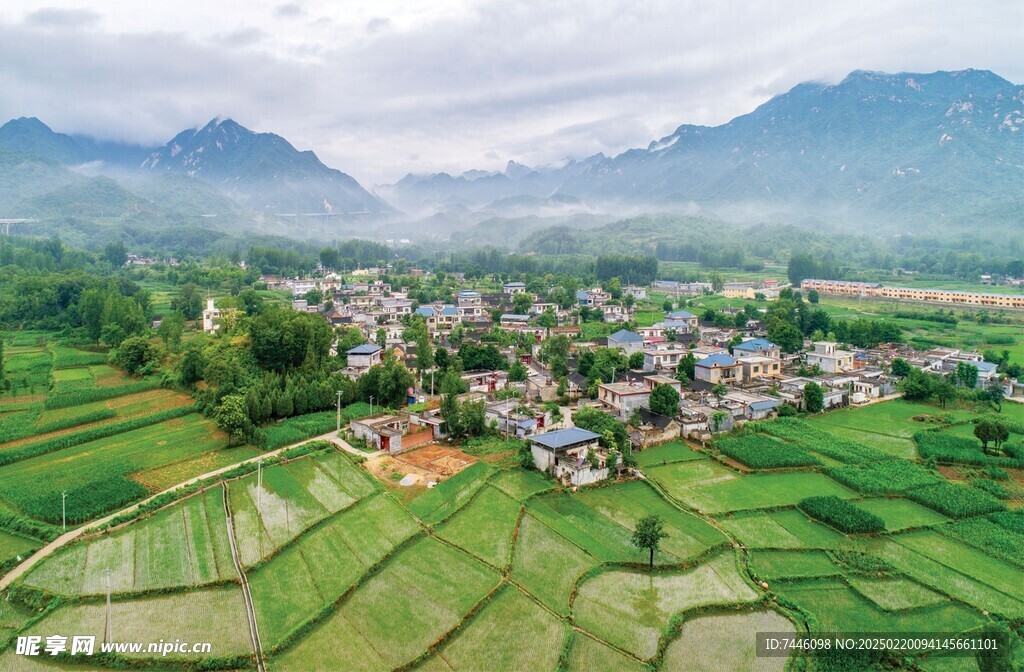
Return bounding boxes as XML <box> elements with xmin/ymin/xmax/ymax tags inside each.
<box><xmin>632</xmin><ymin>514</ymin><xmax>668</xmax><ymax>568</ymax></box>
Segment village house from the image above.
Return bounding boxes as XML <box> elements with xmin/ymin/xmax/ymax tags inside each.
<box><xmin>350</xmin><ymin>413</ymin><xmax>408</xmax><ymax>453</ymax></box>
<box><xmin>602</xmin><ymin>304</ymin><xmax>630</xmax><ymax>322</ymax></box>
<box><xmin>664</xmin><ymin>310</ymin><xmax>699</xmax><ymax>333</ymax></box>
<box><xmin>627</xmin><ymin>408</ymin><xmax>680</xmax><ymax>449</ymax></box>
<box><xmin>623</xmin><ymin>285</ymin><xmax>647</xmax><ymax>299</ymax></box>
<box><xmin>500</xmin><ymin>313</ymin><xmax>531</xmax><ymax>329</ymax></box>
<box><xmin>642</xmin><ymin>342</ymin><xmax>698</xmax><ymax>372</ymax></box>
<box><xmin>805</xmin><ymin>341</ymin><xmax>855</xmax><ymax>373</ymax></box>
<box><xmin>737</xmin><ymin>355</ymin><xmax>782</xmax><ymax>380</ymax></box>
<box><xmin>694</xmin><ymin>352</ymin><xmax>743</xmax><ymax>385</ymax></box>
<box><xmin>598</xmin><ymin>381</ymin><xmax>652</xmax><ymax>419</ymax></box>
<box><xmin>503</xmin><ymin>282</ymin><xmax>527</xmax><ymax>295</ymax></box>
<box><xmin>347</xmin><ymin>344</ymin><xmax>383</xmax><ymax>369</ymax></box>
<box><xmin>576</xmin><ymin>289</ymin><xmax>611</xmax><ymax>307</ymax></box>
<box><xmin>202</xmin><ymin>299</ymin><xmax>221</xmax><ymax>333</ymax></box>
<box><xmin>608</xmin><ymin>329</ymin><xmax>645</xmax><ymax>355</ymax></box>
<box><xmin>529</xmin><ymin>427</ymin><xmax>610</xmax><ymax>487</ymax></box>
<box><xmin>732</xmin><ymin>338</ymin><xmax>781</xmax><ymax>359</ymax></box>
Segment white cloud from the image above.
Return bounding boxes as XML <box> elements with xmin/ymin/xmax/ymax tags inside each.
<box><xmin>0</xmin><ymin>0</ymin><xmax>1020</xmax><ymax>184</ymax></box>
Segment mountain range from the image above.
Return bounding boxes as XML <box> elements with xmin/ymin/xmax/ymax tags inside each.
<box><xmin>0</xmin><ymin>116</ymin><xmax>389</xmax><ymax>219</ymax></box>
<box><xmin>384</xmin><ymin>69</ymin><xmax>1023</xmax><ymax>230</ymax></box>
<box><xmin>0</xmin><ymin>68</ymin><xmax>1020</xmax><ymax>239</ymax></box>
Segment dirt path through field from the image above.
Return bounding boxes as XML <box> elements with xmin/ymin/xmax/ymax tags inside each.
<box><xmin>222</xmin><ymin>483</ymin><xmax>266</xmax><ymax>672</ymax></box>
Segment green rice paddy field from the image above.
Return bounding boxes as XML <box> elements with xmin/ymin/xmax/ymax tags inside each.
<box><xmin>4</xmin><ymin>400</ymin><xmax>1024</xmax><ymax>670</ymax></box>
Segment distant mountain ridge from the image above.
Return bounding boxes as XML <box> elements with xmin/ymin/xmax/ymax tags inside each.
<box><xmin>383</xmin><ymin>69</ymin><xmax>1023</xmax><ymax>229</ymax></box>
<box><xmin>141</xmin><ymin>118</ymin><xmax>389</xmax><ymax>214</ymax></box>
<box><xmin>0</xmin><ymin>116</ymin><xmax>389</xmax><ymax>217</ymax></box>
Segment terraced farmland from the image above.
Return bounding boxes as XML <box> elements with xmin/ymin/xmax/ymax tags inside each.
<box><xmin>4</xmin><ymin>398</ymin><xmax>1023</xmax><ymax>671</ymax></box>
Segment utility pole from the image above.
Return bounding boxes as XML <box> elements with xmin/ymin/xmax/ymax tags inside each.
<box><xmin>62</xmin><ymin>491</ymin><xmax>67</xmax><ymax>532</ymax></box>
<box><xmin>336</xmin><ymin>390</ymin><xmax>342</xmax><ymax>433</ymax></box>
<box><xmin>105</xmin><ymin>568</ymin><xmax>112</xmax><ymax>644</ymax></box>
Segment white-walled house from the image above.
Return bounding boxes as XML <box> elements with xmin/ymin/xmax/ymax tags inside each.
<box><xmin>529</xmin><ymin>427</ymin><xmax>610</xmax><ymax>487</ymax></box>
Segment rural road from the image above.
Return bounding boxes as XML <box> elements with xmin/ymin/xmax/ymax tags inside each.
<box><xmin>0</xmin><ymin>430</ymin><xmax>362</xmax><ymax>592</ymax></box>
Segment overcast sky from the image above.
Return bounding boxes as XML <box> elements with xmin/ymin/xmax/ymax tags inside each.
<box><xmin>0</xmin><ymin>1</ymin><xmax>1019</xmax><ymax>184</ymax></box>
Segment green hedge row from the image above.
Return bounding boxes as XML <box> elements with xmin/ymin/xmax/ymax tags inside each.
<box><xmin>825</xmin><ymin>459</ymin><xmax>942</xmax><ymax>495</ymax></box>
<box><xmin>0</xmin><ymin>405</ymin><xmax>196</xmax><ymax>467</ymax></box>
<box><xmin>716</xmin><ymin>433</ymin><xmax>819</xmax><ymax>469</ymax></box>
<box><xmin>44</xmin><ymin>378</ymin><xmax>162</xmax><ymax>409</ymax></box>
<box><xmin>253</xmin><ymin>402</ymin><xmax>376</xmax><ymax>450</ymax></box>
<box><xmin>754</xmin><ymin>418</ymin><xmax>889</xmax><ymax>463</ymax></box>
<box><xmin>941</xmin><ymin>517</ymin><xmax>1024</xmax><ymax>569</ymax></box>
<box><xmin>799</xmin><ymin>496</ymin><xmax>885</xmax><ymax>534</ymax></box>
<box><xmin>905</xmin><ymin>483</ymin><xmax>1005</xmax><ymax>518</ymax></box>
<box><xmin>0</xmin><ymin>504</ymin><xmax>60</xmax><ymax>542</ymax></box>
<box><xmin>915</xmin><ymin>429</ymin><xmax>1024</xmax><ymax>468</ymax></box>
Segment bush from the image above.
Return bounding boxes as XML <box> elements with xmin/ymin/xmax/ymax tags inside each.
<box><xmin>906</xmin><ymin>482</ymin><xmax>1005</xmax><ymax>518</ymax></box>
<box><xmin>799</xmin><ymin>496</ymin><xmax>885</xmax><ymax>534</ymax></box>
<box><xmin>829</xmin><ymin>550</ymin><xmax>893</xmax><ymax>574</ymax></box>
<box><xmin>715</xmin><ymin>433</ymin><xmax>819</xmax><ymax>469</ymax></box>
<box><xmin>826</xmin><ymin>460</ymin><xmax>942</xmax><ymax>494</ymax></box>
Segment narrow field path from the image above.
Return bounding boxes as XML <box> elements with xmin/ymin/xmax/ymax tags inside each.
<box><xmin>222</xmin><ymin>483</ymin><xmax>266</xmax><ymax>672</ymax></box>
<box><xmin>0</xmin><ymin>431</ymin><xmax>342</xmax><ymax>591</ymax></box>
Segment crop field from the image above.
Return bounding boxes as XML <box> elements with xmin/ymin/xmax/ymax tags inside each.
<box><xmin>574</xmin><ymin>480</ymin><xmax>725</xmax><ymax>561</ymax></box>
<box><xmin>717</xmin><ymin>510</ymin><xmax>851</xmax><ymax>550</ymax></box>
<box><xmin>573</xmin><ymin>552</ymin><xmax>757</xmax><ymax>658</ymax></box>
<box><xmin>664</xmin><ymin>610</ymin><xmax>794</xmax><ymax>672</ymax></box>
<box><xmin>8</xmin><ymin>391</ymin><xmax>1024</xmax><ymax>671</ymax></box>
<box><xmin>16</xmin><ymin>586</ymin><xmax>253</xmax><ymax>659</ymax></box>
<box><xmin>24</xmin><ymin>486</ymin><xmax>233</xmax><ymax>596</ymax></box>
<box><xmin>565</xmin><ymin>633</ymin><xmax>646</xmax><ymax>672</ymax></box>
<box><xmin>527</xmin><ymin>492</ymin><xmax>674</xmax><ymax>564</ymax></box>
<box><xmin>271</xmin><ymin>537</ymin><xmax>500</xmax><ymax>670</ymax></box>
<box><xmin>856</xmin><ymin>497</ymin><xmax>949</xmax><ymax>530</ymax></box>
<box><xmin>230</xmin><ymin>451</ymin><xmax>378</xmax><ymax>566</ymax></box>
<box><xmin>488</xmin><ymin>468</ymin><xmax>552</xmax><ymax>500</ymax></box>
<box><xmin>509</xmin><ymin>513</ymin><xmax>598</xmax><ymax>614</ymax></box>
<box><xmin>778</xmin><ymin>579</ymin><xmax>982</xmax><ymax>634</ymax></box>
<box><xmin>1</xmin><ymin>389</ymin><xmax>192</xmax><ymax>450</ymax></box>
<box><xmin>1</xmin><ymin>350</ymin><xmax>51</xmax><ymax>397</ymax></box>
<box><xmin>406</xmin><ymin>461</ymin><xmax>493</xmax><ymax>524</ymax></box>
<box><xmin>0</xmin><ymin>412</ymin><xmax>255</xmax><ymax>524</ymax></box>
<box><xmin>749</xmin><ymin>550</ymin><xmax>840</xmax><ymax>580</ymax></box>
<box><xmin>437</xmin><ymin>485</ymin><xmax>521</xmax><ymax>569</ymax></box>
<box><xmin>435</xmin><ymin>586</ymin><xmax>565</xmax><ymax>672</ymax></box>
<box><xmin>633</xmin><ymin>440</ymin><xmax>706</xmax><ymax>467</ymax></box>
<box><xmin>250</xmin><ymin>494</ymin><xmax>420</xmax><ymax>646</ymax></box>
<box><xmin>846</xmin><ymin>575</ymin><xmax>946</xmax><ymax>611</ymax></box>
<box><xmin>862</xmin><ymin>538</ymin><xmax>1024</xmax><ymax>617</ymax></box>
<box><xmin>664</xmin><ymin>470</ymin><xmax>857</xmax><ymax>514</ymax></box>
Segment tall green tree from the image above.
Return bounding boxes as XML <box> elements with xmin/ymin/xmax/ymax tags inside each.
<box><xmin>632</xmin><ymin>515</ymin><xmax>668</xmax><ymax>568</ymax></box>
<box><xmin>215</xmin><ymin>394</ymin><xmax>251</xmax><ymax>446</ymax></box>
<box><xmin>804</xmin><ymin>382</ymin><xmax>824</xmax><ymax>413</ymax></box>
<box><xmin>649</xmin><ymin>384</ymin><xmax>680</xmax><ymax>417</ymax></box>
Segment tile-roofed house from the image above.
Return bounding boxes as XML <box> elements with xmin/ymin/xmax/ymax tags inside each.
<box><xmin>733</xmin><ymin>338</ymin><xmax>780</xmax><ymax>359</ymax></box>
<box><xmin>695</xmin><ymin>352</ymin><xmax>742</xmax><ymax>385</ymax></box>
<box><xmin>608</xmin><ymin>329</ymin><xmax>645</xmax><ymax>355</ymax></box>
<box><xmin>347</xmin><ymin>343</ymin><xmax>383</xmax><ymax>369</ymax></box>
